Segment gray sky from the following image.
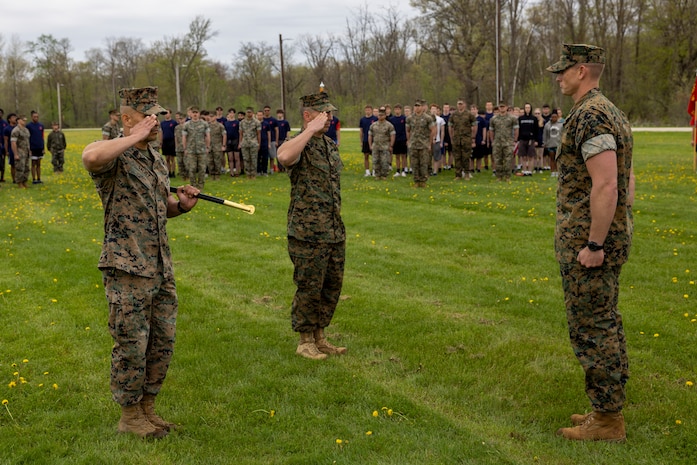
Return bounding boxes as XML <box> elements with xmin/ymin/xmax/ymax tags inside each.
<box><xmin>2</xmin><ymin>0</ymin><xmax>420</xmax><ymax>64</ymax></box>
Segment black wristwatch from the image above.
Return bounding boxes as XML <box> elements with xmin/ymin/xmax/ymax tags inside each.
<box><xmin>587</xmin><ymin>241</ymin><xmax>604</xmax><ymax>252</ymax></box>
<box><xmin>177</xmin><ymin>201</ymin><xmax>190</xmax><ymax>214</ymax></box>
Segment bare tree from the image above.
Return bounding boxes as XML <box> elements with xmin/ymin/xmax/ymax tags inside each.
<box><xmin>298</xmin><ymin>34</ymin><xmax>336</xmax><ymax>89</ymax></box>
<box><xmin>370</xmin><ymin>8</ymin><xmax>414</xmax><ymax>97</ymax></box>
<box><xmin>339</xmin><ymin>6</ymin><xmax>373</xmax><ymax>101</ymax></box>
<box><xmin>27</xmin><ymin>34</ymin><xmax>73</xmax><ymax>123</ymax></box>
<box><xmin>233</xmin><ymin>41</ymin><xmax>276</xmax><ymax>104</ymax></box>
<box><xmin>2</xmin><ymin>35</ymin><xmax>31</xmax><ymax>111</ymax></box>
<box><xmin>411</xmin><ymin>0</ymin><xmax>496</xmax><ymax>102</ymax></box>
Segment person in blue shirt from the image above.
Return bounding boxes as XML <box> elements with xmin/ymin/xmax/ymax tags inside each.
<box><xmin>0</xmin><ymin>109</ymin><xmax>8</xmax><ymax>183</ymax></box>
<box><xmin>325</xmin><ymin>114</ymin><xmax>341</xmax><ymax>146</ymax></box>
<box><xmin>276</xmin><ymin>109</ymin><xmax>291</xmax><ymax>144</ymax></box>
<box><xmin>275</xmin><ymin>109</ymin><xmax>291</xmax><ymax>173</ymax></box>
<box><xmin>256</xmin><ymin>110</ymin><xmax>271</xmax><ymax>175</ymax></box>
<box><xmin>359</xmin><ymin>105</ymin><xmax>377</xmax><ymax>176</ymax></box>
<box><xmin>3</xmin><ymin>114</ymin><xmax>17</xmax><ymax>183</ymax></box>
<box><xmin>389</xmin><ymin>104</ymin><xmax>408</xmax><ymax>176</ymax></box>
<box><xmin>26</xmin><ymin>111</ymin><xmax>45</xmax><ymax>184</ymax></box>
<box><xmin>159</xmin><ymin>109</ymin><xmax>178</xmax><ymax>177</ymax></box>
<box><xmin>224</xmin><ymin>110</ymin><xmax>241</xmax><ymax>176</ymax></box>
<box><xmin>263</xmin><ymin>105</ymin><xmax>279</xmax><ymax>173</ymax></box>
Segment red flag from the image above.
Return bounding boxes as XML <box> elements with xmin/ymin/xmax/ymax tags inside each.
<box><xmin>689</xmin><ymin>74</ymin><xmax>697</xmax><ymax>126</ymax></box>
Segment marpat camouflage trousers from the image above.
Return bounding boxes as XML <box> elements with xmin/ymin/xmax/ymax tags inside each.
<box><xmin>372</xmin><ymin>148</ymin><xmax>391</xmax><ymax>178</ymax></box>
<box><xmin>451</xmin><ymin>140</ymin><xmax>472</xmax><ymax>175</ymax></box>
<box><xmin>410</xmin><ymin>147</ymin><xmax>431</xmax><ymax>183</ymax></box>
<box><xmin>185</xmin><ymin>151</ymin><xmax>208</xmax><ymax>189</ymax></box>
<box><xmin>493</xmin><ymin>142</ymin><xmax>513</xmax><ymax>180</ymax></box>
<box><xmin>560</xmin><ymin>261</ymin><xmax>629</xmax><ymax>412</ymax></box>
<box><xmin>103</xmin><ymin>267</ymin><xmax>178</xmax><ymax>407</ymax></box>
<box><xmin>288</xmin><ymin>237</ymin><xmax>345</xmax><ymax>333</ymax></box>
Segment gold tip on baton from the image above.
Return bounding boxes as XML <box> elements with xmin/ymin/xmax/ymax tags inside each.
<box><xmin>170</xmin><ymin>187</ymin><xmax>255</xmax><ymax>215</ymax></box>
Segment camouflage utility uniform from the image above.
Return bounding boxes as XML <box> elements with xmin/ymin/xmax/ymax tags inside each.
<box><xmin>369</xmin><ymin>119</ymin><xmax>395</xmax><ymax>178</ymax></box>
<box><xmin>286</xmin><ymin>131</ymin><xmax>345</xmax><ymax>333</ymax></box>
<box><xmin>47</xmin><ymin>129</ymin><xmax>67</xmax><ymax>172</ymax></box>
<box><xmin>102</xmin><ymin>121</ymin><xmax>120</xmax><ymax>140</ymax></box>
<box><xmin>489</xmin><ymin>114</ymin><xmax>518</xmax><ymax>181</ymax></box>
<box><xmin>182</xmin><ymin>120</ymin><xmax>210</xmax><ymax>189</ymax></box>
<box><xmin>406</xmin><ymin>111</ymin><xmax>435</xmax><ymax>185</ymax></box>
<box><xmin>239</xmin><ymin>117</ymin><xmax>261</xmax><ymax>176</ymax></box>
<box><xmin>10</xmin><ymin>125</ymin><xmax>30</xmax><ymax>184</ymax></box>
<box><xmin>208</xmin><ymin>120</ymin><xmax>226</xmax><ymax>176</ymax></box>
<box><xmin>449</xmin><ymin>110</ymin><xmax>476</xmax><ymax>177</ymax></box>
<box><xmin>556</xmin><ymin>87</ymin><xmax>633</xmax><ymax>413</ymax></box>
<box><xmin>90</xmin><ymin>144</ymin><xmax>176</xmax><ymax>407</ymax></box>
<box><xmin>174</xmin><ymin>123</ymin><xmax>185</xmax><ymax>177</ymax></box>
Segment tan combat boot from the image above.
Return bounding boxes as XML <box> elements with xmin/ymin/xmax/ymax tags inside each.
<box><xmin>141</xmin><ymin>394</ymin><xmax>177</xmax><ymax>431</ymax></box>
<box><xmin>570</xmin><ymin>412</ymin><xmax>592</xmax><ymax>426</ymax></box>
<box><xmin>296</xmin><ymin>332</ymin><xmax>328</xmax><ymax>360</ymax></box>
<box><xmin>117</xmin><ymin>404</ymin><xmax>168</xmax><ymax>439</ymax></box>
<box><xmin>556</xmin><ymin>411</ymin><xmax>626</xmax><ymax>442</ymax></box>
<box><xmin>314</xmin><ymin>328</ymin><xmax>347</xmax><ymax>355</ymax></box>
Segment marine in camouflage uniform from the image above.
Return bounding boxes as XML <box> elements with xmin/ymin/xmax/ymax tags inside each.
<box><xmin>548</xmin><ymin>44</ymin><xmax>634</xmax><ymax>442</ymax></box>
<box><xmin>368</xmin><ymin>108</ymin><xmax>395</xmax><ymax>179</ymax></box>
<box><xmin>10</xmin><ymin>116</ymin><xmax>31</xmax><ymax>187</ymax></box>
<box><xmin>488</xmin><ymin>104</ymin><xmax>518</xmax><ymax>181</ymax></box>
<box><xmin>182</xmin><ymin>108</ymin><xmax>210</xmax><ymax>190</ymax></box>
<box><xmin>174</xmin><ymin>112</ymin><xmax>186</xmax><ymax>179</ymax></box>
<box><xmin>239</xmin><ymin>108</ymin><xmax>261</xmax><ymax>179</ymax></box>
<box><xmin>47</xmin><ymin>123</ymin><xmax>67</xmax><ymax>172</ymax></box>
<box><xmin>82</xmin><ymin>86</ymin><xmax>200</xmax><ymax>439</ymax></box>
<box><xmin>207</xmin><ymin>114</ymin><xmax>226</xmax><ymax>179</ymax></box>
<box><xmin>406</xmin><ymin>100</ymin><xmax>435</xmax><ymax>187</ymax></box>
<box><xmin>102</xmin><ymin>110</ymin><xmax>121</xmax><ymax>140</ymax></box>
<box><xmin>277</xmin><ymin>92</ymin><xmax>347</xmax><ymax>361</ymax></box>
<box><xmin>449</xmin><ymin>101</ymin><xmax>476</xmax><ymax>179</ymax></box>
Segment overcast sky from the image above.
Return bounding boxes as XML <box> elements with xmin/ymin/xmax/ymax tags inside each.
<box><xmin>2</xmin><ymin>0</ymin><xmax>420</xmax><ymax>64</ymax></box>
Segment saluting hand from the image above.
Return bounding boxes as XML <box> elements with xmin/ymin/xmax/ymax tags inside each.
<box><xmin>307</xmin><ymin>112</ymin><xmax>329</xmax><ymax>135</ymax></box>
<box><xmin>131</xmin><ymin>115</ymin><xmax>159</xmax><ymax>142</ymax></box>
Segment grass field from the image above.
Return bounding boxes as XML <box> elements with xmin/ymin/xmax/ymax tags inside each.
<box><xmin>0</xmin><ymin>129</ymin><xmax>696</xmax><ymax>464</ymax></box>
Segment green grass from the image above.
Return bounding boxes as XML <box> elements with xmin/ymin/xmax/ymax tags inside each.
<box><xmin>0</xmin><ymin>129</ymin><xmax>696</xmax><ymax>464</ymax></box>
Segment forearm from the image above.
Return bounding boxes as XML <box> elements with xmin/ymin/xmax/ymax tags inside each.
<box><xmin>82</xmin><ymin>134</ymin><xmax>140</xmax><ymax>172</ymax></box>
<box><xmin>588</xmin><ymin>181</ymin><xmax>618</xmax><ymax>243</ymax></box>
<box><xmin>278</xmin><ymin>130</ymin><xmax>313</xmax><ymax>166</ymax></box>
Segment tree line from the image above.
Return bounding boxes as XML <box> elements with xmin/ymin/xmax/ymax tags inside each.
<box><xmin>1</xmin><ymin>0</ymin><xmax>696</xmax><ymax>129</ymax></box>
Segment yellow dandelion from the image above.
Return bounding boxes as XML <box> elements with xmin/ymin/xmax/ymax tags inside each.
<box><xmin>676</xmin><ymin>420</ymin><xmax>682</xmax><ymax>425</ymax></box>
<box><xmin>387</xmin><ymin>409</ymin><xmax>393</xmax><ymax>416</ymax></box>
<box><xmin>686</xmin><ymin>381</ymin><xmax>694</xmax><ymax>387</ymax></box>
<box><xmin>8</xmin><ymin>381</ymin><xmax>16</xmax><ymax>388</ymax></box>
<box><xmin>22</xmin><ymin>359</ymin><xmax>28</xmax><ymax>363</ymax></box>
<box><xmin>684</xmin><ymin>294</ymin><xmax>689</xmax><ymax>299</ymax></box>
<box><xmin>38</xmin><ymin>383</ymin><xmax>44</xmax><ymax>387</ymax></box>
<box><xmin>51</xmin><ymin>299</ymin><xmax>58</xmax><ymax>303</ymax></box>
<box><xmin>52</xmin><ymin>384</ymin><xmax>58</xmax><ymax>390</ymax></box>
<box><xmin>66</xmin><ymin>248</ymin><xmax>71</xmax><ymax>252</ymax></box>
<box><xmin>1</xmin><ymin>400</ymin><xmax>7</xmax><ymax>405</ymax></box>
<box><xmin>366</xmin><ymin>431</ymin><xmax>373</xmax><ymax>435</ymax></box>
<box><xmin>372</xmin><ymin>410</ymin><xmax>379</xmax><ymax>417</ymax></box>
<box><xmin>269</xmin><ymin>410</ymin><xmax>275</xmax><ymax>417</ymax></box>
<box><xmin>336</xmin><ymin>439</ymin><xmax>342</xmax><ymax>444</ymax></box>
<box><xmin>85</xmin><ymin>327</ymin><xmax>90</xmax><ymax>331</ymax></box>
<box><xmin>654</xmin><ymin>333</ymin><xmax>659</xmax><ymax>337</ymax></box>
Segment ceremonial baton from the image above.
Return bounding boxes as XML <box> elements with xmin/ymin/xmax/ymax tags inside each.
<box><xmin>170</xmin><ymin>186</ymin><xmax>255</xmax><ymax>215</ymax></box>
